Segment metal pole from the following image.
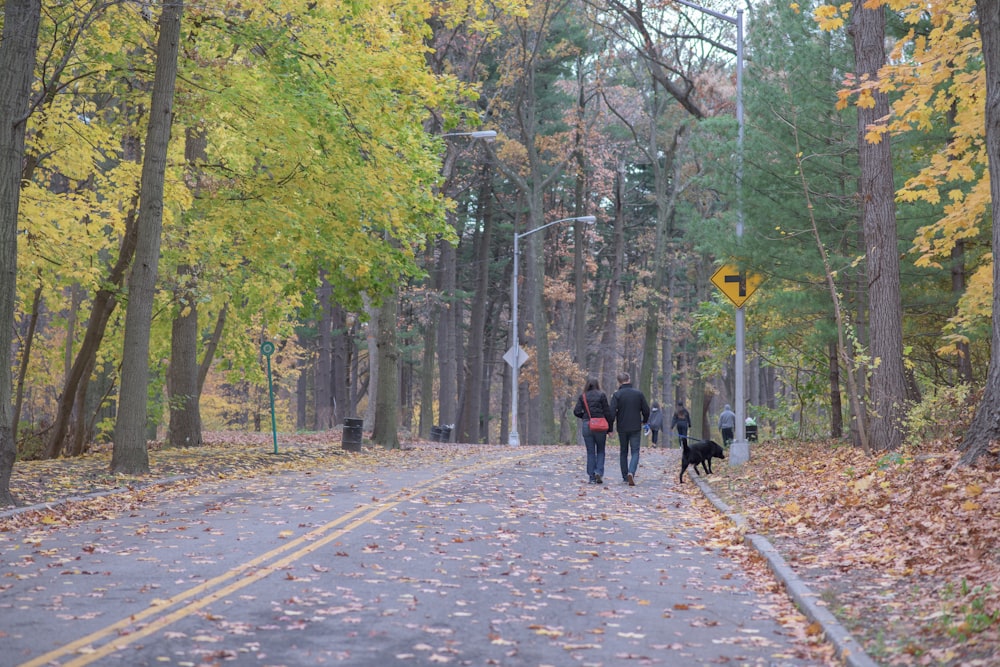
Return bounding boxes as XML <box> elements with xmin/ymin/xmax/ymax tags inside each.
<box><xmin>507</xmin><ymin>216</ymin><xmax>594</xmax><ymax>446</ymax></box>
<box><xmin>732</xmin><ymin>8</ymin><xmax>748</xmax><ymax>459</ymax></box>
<box><xmin>674</xmin><ymin>1</ymin><xmax>749</xmax><ymax>462</ymax></box>
<box><xmin>509</xmin><ymin>232</ymin><xmax>521</xmax><ymax>446</ymax></box>
<box><xmin>730</xmin><ymin>9</ymin><xmax>751</xmax><ymax>463</ymax></box>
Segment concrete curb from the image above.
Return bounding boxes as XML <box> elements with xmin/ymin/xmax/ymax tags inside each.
<box><xmin>693</xmin><ymin>474</ymin><xmax>880</xmax><ymax>667</ymax></box>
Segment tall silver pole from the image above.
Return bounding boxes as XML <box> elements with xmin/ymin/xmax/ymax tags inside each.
<box><xmin>674</xmin><ymin>1</ymin><xmax>749</xmax><ymax>463</ymax></box>
<box><xmin>732</xmin><ymin>8</ymin><xmax>749</xmax><ymax>461</ymax></box>
<box><xmin>509</xmin><ymin>233</ymin><xmax>521</xmax><ymax>446</ymax></box>
<box><xmin>507</xmin><ymin>216</ymin><xmax>595</xmax><ymax>446</ymax></box>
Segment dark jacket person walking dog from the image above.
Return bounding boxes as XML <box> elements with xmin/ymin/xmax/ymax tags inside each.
<box><xmin>609</xmin><ymin>372</ymin><xmax>650</xmax><ymax>486</ymax></box>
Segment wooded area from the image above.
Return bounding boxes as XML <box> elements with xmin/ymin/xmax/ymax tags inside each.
<box><xmin>2</xmin><ymin>0</ymin><xmax>1000</xmax><ymax>505</ymax></box>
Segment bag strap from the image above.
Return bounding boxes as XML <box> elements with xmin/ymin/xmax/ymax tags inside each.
<box><xmin>582</xmin><ymin>392</ymin><xmax>593</xmax><ymax>418</ymax></box>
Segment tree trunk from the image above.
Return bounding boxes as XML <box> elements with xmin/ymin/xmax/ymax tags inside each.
<box><xmin>167</xmin><ymin>270</ymin><xmax>201</xmax><ymax>448</ymax></box>
<box><xmin>437</xmin><ymin>238</ymin><xmax>458</xmax><ymax>429</ymax></box>
<box><xmin>0</xmin><ymin>0</ymin><xmax>42</xmax><ymax>505</ymax></box>
<box><xmin>600</xmin><ymin>164</ymin><xmax>626</xmax><ymax>392</ymax></box>
<box><xmin>456</xmin><ymin>176</ymin><xmax>493</xmax><ymax>443</ymax></box>
<box><xmin>111</xmin><ymin>0</ymin><xmax>183</xmax><ymax>474</ymax></box>
<box><xmin>372</xmin><ymin>292</ymin><xmax>400</xmax><ymax>449</ymax></box>
<box><xmin>850</xmin><ymin>2</ymin><xmax>906</xmax><ymax>452</ymax></box>
<box><xmin>573</xmin><ymin>73</ymin><xmax>590</xmax><ymax>369</ymax></box>
<box><xmin>364</xmin><ymin>299</ymin><xmax>379</xmax><ymax>431</ymax></box>
<box><xmin>315</xmin><ymin>275</ymin><xmax>334</xmax><ymax>430</ymax></box>
<box><xmin>951</xmin><ymin>242</ymin><xmax>974</xmax><ymax>383</ymax></box>
<box><xmin>419</xmin><ymin>242</ymin><xmax>437</xmax><ymax>437</ymax></box>
<box><xmin>829</xmin><ymin>341</ymin><xmax>843</xmax><ymax>438</ymax></box>
<box><xmin>960</xmin><ymin>0</ymin><xmax>1000</xmax><ymax>467</ymax></box>
<box><xmin>296</xmin><ymin>334</ymin><xmax>309</xmax><ymax>430</ymax></box>
<box><xmin>13</xmin><ymin>280</ymin><xmax>43</xmax><ymax>443</ymax></box>
<box><xmin>198</xmin><ymin>303</ymin><xmax>226</xmax><ymax>400</ymax></box>
<box><xmin>331</xmin><ymin>304</ymin><xmax>349</xmax><ymax>423</ymax></box>
<box><xmin>45</xmin><ymin>209</ymin><xmax>138</xmax><ymax>459</ymax></box>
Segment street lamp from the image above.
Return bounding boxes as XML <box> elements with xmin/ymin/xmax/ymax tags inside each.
<box><xmin>509</xmin><ymin>215</ymin><xmax>597</xmax><ymax>446</ymax></box>
<box><xmin>675</xmin><ymin>0</ymin><xmax>749</xmax><ymax>464</ymax></box>
<box><xmin>440</xmin><ymin>130</ymin><xmax>497</xmax><ymax>142</ymax></box>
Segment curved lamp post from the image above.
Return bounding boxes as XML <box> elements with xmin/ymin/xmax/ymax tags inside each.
<box><xmin>509</xmin><ymin>215</ymin><xmax>597</xmax><ymax>446</ymax></box>
<box><xmin>441</xmin><ymin>130</ymin><xmax>497</xmax><ymax>142</ymax></box>
<box><xmin>675</xmin><ymin>0</ymin><xmax>748</xmax><ymax>463</ymax></box>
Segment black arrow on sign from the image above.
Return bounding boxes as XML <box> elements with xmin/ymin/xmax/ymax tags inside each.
<box><xmin>724</xmin><ymin>272</ymin><xmax>747</xmax><ymax>296</ymax></box>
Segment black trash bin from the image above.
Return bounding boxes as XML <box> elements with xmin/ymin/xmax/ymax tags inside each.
<box><xmin>430</xmin><ymin>426</ymin><xmax>443</xmax><ymax>442</ymax></box>
<box><xmin>440</xmin><ymin>425</ymin><xmax>452</xmax><ymax>442</ymax></box>
<box><xmin>343</xmin><ymin>418</ymin><xmax>364</xmax><ymax>452</ymax></box>
<box><xmin>746</xmin><ymin>424</ymin><xmax>758</xmax><ymax>442</ymax></box>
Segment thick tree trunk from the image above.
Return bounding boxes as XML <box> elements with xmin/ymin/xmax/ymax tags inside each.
<box><xmin>315</xmin><ymin>275</ymin><xmax>334</xmax><ymax>430</ymax></box>
<box><xmin>456</xmin><ymin>177</ymin><xmax>492</xmax><ymax>443</ymax></box>
<box><xmin>960</xmin><ymin>0</ymin><xmax>1000</xmax><ymax>466</ymax></box>
<box><xmin>419</xmin><ymin>242</ymin><xmax>437</xmax><ymax>438</ymax></box>
<box><xmin>331</xmin><ymin>304</ymin><xmax>349</xmax><ymax>424</ymax></box>
<box><xmin>437</xmin><ymin>239</ymin><xmax>458</xmax><ymax>429</ymax></box>
<box><xmin>111</xmin><ymin>1</ymin><xmax>183</xmax><ymax>474</ymax></box>
<box><xmin>167</xmin><ymin>274</ymin><xmax>201</xmax><ymax>448</ymax></box>
<box><xmin>0</xmin><ymin>0</ymin><xmax>42</xmax><ymax>505</ymax></box>
<box><xmin>372</xmin><ymin>292</ymin><xmax>400</xmax><ymax>449</ymax></box>
<box><xmin>850</xmin><ymin>2</ymin><xmax>906</xmax><ymax>452</ymax></box>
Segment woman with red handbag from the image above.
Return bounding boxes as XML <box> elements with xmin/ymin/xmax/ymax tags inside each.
<box><xmin>573</xmin><ymin>377</ymin><xmax>613</xmax><ymax>484</ymax></box>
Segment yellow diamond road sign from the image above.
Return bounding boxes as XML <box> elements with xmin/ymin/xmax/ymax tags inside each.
<box><xmin>711</xmin><ymin>264</ymin><xmax>763</xmax><ymax>308</ymax></box>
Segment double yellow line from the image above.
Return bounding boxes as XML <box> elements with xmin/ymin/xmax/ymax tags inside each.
<box><xmin>22</xmin><ymin>450</ymin><xmax>539</xmax><ymax>667</ymax></box>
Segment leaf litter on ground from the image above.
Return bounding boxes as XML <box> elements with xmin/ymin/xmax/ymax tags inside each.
<box><xmin>705</xmin><ymin>436</ymin><xmax>1000</xmax><ymax>666</ymax></box>
<box><xmin>3</xmin><ymin>431</ymin><xmax>998</xmax><ymax>665</ymax></box>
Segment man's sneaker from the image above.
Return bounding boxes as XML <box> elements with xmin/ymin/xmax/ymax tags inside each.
<box><xmin>595</xmin><ymin>474</ymin><xmax>603</xmax><ymax>484</ymax></box>
<box><xmin>627</xmin><ymin>473</ymin><xmax>635</xmax><ymax>486</ymax></box>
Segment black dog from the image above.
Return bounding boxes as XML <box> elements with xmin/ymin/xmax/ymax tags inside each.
<box><xmin>679</xmin><ymin>438</ymin><xmax>726</xmax><ymax>482</ymax></box>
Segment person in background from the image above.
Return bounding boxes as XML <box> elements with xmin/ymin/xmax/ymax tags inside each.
<box><xmin>647</xmin><ymin>401</ymin><xmax>664</xmax><ymax>447</ymax></box>
<box><xmin>719</xmin><ymin>403</ymin><xmax>737</xmax><ymax>446</ymax></box>
<box><xmin>609</xmin><ymin>371</ymin><xmax>650</xmax><ymax>486</ymax></box>
<box><xmin>671</xmin><ymin>400</ymin><xmax>691</xmax><ymax>448</ymax></box>
<box><xmin>573</xmin><ymin>377</ymin><xmax>612</xmax><ymax>484</ymax></box>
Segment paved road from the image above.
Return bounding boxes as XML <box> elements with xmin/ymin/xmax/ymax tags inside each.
<box><xmin>1</xmin><ymin>446</ymin><xmax>833</xmax><ymax>666</ymax></box>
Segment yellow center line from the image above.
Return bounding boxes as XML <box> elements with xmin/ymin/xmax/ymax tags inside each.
<box><xmin>21</xmin><ymin>450</ymin><xmax>541</xmax><ymax>667</ymax></box>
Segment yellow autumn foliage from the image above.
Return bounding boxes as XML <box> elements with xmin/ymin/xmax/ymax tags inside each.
<box><xmin>815</xmin><ymin>0</ymin><xmax>989</xmax><ymax>349</ymax></box>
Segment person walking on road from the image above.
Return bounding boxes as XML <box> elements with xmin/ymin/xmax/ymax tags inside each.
<box><xmin>609</xmin><ymin>371</ymin><xmax>650</xmax><ymax>486</ymax></box>
<box><xmin>719</xmin><ymin>403</ymin><xmax>737</xmax><ymax>446</ymax></box>
<box><xmin>671</xmin><ymin>400</ymin><xmax>691</xmax><ymax>448</ymax></box>
<box><xmin>647</xmin><ymin>401</ymin><xmax>664</xmax><ymax>447</ymax></box>
<box><xmin>573</xmin><ymin>377</ymin><xmax>613</xmax><ymax>484</ymax></box>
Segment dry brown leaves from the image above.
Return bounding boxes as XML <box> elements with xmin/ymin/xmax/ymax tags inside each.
<box><xmin>0</xmin><ymin>431</ymin><xmax>449</xmax><ymax>531</ymax></box>
<box><xmin>708</xmin><ymin>437</ymin><xmax>1000</xmax><ymax>666</ymax></box>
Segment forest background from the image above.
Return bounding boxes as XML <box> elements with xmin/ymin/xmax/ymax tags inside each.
<box><xmin>2</xmin><ymin>0</ymin><xmax>1000</xmax><ymax>504</ymax></box>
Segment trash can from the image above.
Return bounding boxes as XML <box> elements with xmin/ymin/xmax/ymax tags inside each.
<box><xmin>746</xmin><ymin>424</ymin><xmax>758</xmax><ymax>442</ymax></box>
<box><xmin>439</xmin><ymin>425</ymin><xmax>452</xmax><ymax>442</ymax></box>
<box><xmin>430</xmin><ymin>426</ymin><xmax>443</xmax><ymax>442</ymax></box>
<box><xmin>343</xmin><ymin>418</ymin><xmax>364</xmax><ymax>452</ymax></box>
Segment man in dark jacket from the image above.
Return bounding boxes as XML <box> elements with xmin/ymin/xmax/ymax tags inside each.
<box><xmin>609</xmin><ymin>371</ymin><xmax>650</xmax><ymax>486</ymax></box>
